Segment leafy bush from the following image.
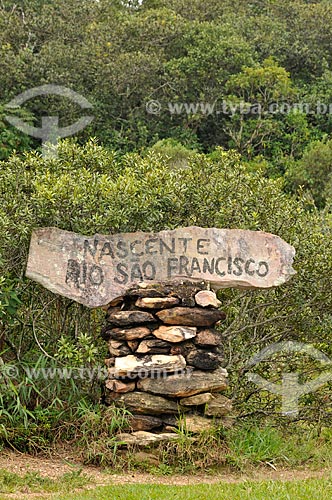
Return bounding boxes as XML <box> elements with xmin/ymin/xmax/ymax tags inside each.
<box><xmin>148</xmin><ymin>139</ymin><xmax>198</xmax><ymax>169</ymax></box>
<box><xmin>0</xmin><ymin>274</ymin><xmax>21</xmax><ymax>325</ymax></box>
<box><xmin>286</xmin><ymin>138</ymin><xmax>332</xmax><ymax>207</ymax></box>
<box><xmin>0</xmin><ymin>105</ymin><xmax>33</xmax><ymax>160</ymax></box>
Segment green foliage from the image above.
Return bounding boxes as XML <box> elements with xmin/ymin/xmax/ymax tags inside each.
<box><xmin>78</xmin><ymin>404</ymin><xmax>132</xmax><ymax>466</ymax></box>
<box><xmin>0</xmin><ymin>0</ymin><xmax>331</xmax><ymax>159</ymax></box>
<box><xmin>148</xmin><ymin>139</ymin><xmax>197</xmax><ymax>168</ymax></box>
<box><xmin>56</xmin><ymin>333</ymin><xmax>99</xmax><ymax>365</ymax></box>
<box><xmin>286</xmin><ymin>139</ymin><xmax>332</xmax><ymax>207</ymax></box>
<box><xmin>223</xmin><ymin>58</ymin><xmax>318</xmax><ymax>161</ymax></box>
<box><xmin>0</xmin><ymin>105</ymin><xmax>33</xmax><ymax>160</ymax></box>
<box><xmin>0</xmin><ymin>275</ymin><xmax>21</xmax><ymax>325</ymax></box>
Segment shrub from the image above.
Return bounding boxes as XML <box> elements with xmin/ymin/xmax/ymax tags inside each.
<box><xmin>285</xmin><ymin>138</ymin><xmax>332</xmax><ymax>208</ymax></box>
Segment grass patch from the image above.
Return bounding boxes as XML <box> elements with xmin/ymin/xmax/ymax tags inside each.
<box><xmin>0</xmin><ymin>469</ymin><xmax>91</xmax><ymax>494</ymax></box>
<box><xmin>225</xmin><ymin>423</ymin><xmax>332</xmax><ymax>470</ymax></box>
<box><xmin>51</xmin><ymin>477</ymin><xmax>332</xmax><ymax>500</ymax></box>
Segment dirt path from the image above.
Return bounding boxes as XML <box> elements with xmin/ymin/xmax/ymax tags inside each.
<box><xmin>0</xmin><ymin>449</ymin><xmax>331</xmax><ymax>498</ymax></box>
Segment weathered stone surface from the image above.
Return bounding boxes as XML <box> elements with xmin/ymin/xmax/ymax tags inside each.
<box><xmin>136</xmin><ymin>339</ymin><xmax>171</xmax><ymax>354</ymax></box>
<box><xmin>170</xmin><ymin>341</ymin><xmax>196</xmax><ymax>357</ymax></box>
<box><xmin>194</xmin><ymin>329</ymin><xmax>222</xmax><ymax>347</ymax></box>
<box><xmin>107</xmin><ymin>310</ymin><xmax>156</xmax><ymax>326</ymax></box>
<box><xmin>108</xmin><ymin>296</ymin><xmax>124</xmax><ymax>307</ymax></box>
<box><xmin>195</xmin><ymin>290</ymin><xmax>221</xmax><ymax>308</ymax></box>
<box><xmin>135</xmin><ymin>297</ymin><xmax>180</xmax><ymax>309</ymax></box>
<box><xmin>180</xmin><ymin>392</ymin><xmax>213</xmax><ymax>406</ymax></box>
<box><xmin>101</xmin><ymin>325</ymin><xmax>112</xmax><ymax>341</ymax></box>
<box><xmin>156</xmin><ymin>307</ymin><xmax>226</xmax><ymax>326</ymax></box>
<box><xmin>117</xmin><ymin>431</ymin><xmax>178</xmax><ymax>447</ymax></box>
<box><xmin>160</xmin><ymin>416</ymin><xmax>179</xmax><ymax>428</ymax></box>
<box><xmin>104</xmin><ymin>305</ymin><xmax>122</xmax><ymax>316</ymax></box>
<box><xmin>178</xmin><ymin>415</ymin><xmax>217</xmax><ymax>433</ymax></box>
<box><xmin>26</xmin><ymin>227</ymin><xmax>296</xmax><ymax>307</ymax></box>
<box><xmin>114</xmin><ymin>354</ymin><xmax>186</xmax><ymax>376</ymax></box>
<box><xmin>181</xmin><ymin>297</ymin><xmax>196</xmax><ymax>307</ymax></box>
<box><xmin>105</xmin><ymin>357</ymin><xmax>115</xmax><ymax>367</ymax></box>
<box><xmin>129</xmin><ymin>415</ymin><xmax>164</xmax><ymax>431</ymax></box>
<box><xmin>127</xmin><ymin>340</ymin><xmax>139</xmax><ymax>352</ymax></box>
<box><xmin>137</xmin><ymin>367</ymin><xmax>228</xmax><ymax>397</ymax></box>
<box><xmin>131</xmin><ymin>451</ymin><xmax>160</xmax><ymax>465</ymax></box>
<box><xmin>107</xmin><ymin>392</ymin><xmax>179</xmax><ymax>414</ymax></box>
<box><xmin>152</xmin><ymin>325</ymin><xmax>197</xmax><ymax>343</ymax></box>
<box><xmin>204</xmin><ymin>395</ymin><xmax>233</xmax><ymax>417</ymax></box>
<box><xmin>105</xmin><ymin>379</ymin><xmax>136</xmax><ymax>393</ymax></box>
<box><xmin>164</xmin><ymin>425</ymin><xmax>178</xmax><ymax>433</ymax></box>
<box><xmin>107</xmin><ymin>326</ymin><xmax>151</xmax><ymax>341</ymax></box>
<box><xmin>126</xmin><ymin>288</ymin><xmax>165</xmax><ymax>298</ymax></box>
<box><xmin>127</xmin><ymin>282</ymin><xmax>205</xmax><ymax>301</ymax></box>
<box><xmin>186</xmin><ymin>350</ymin><xmax>222</xmax><ymax>371</ymax></box>
<box><xmin>108</xmin><ymin>340</ymin><xmax>131</xmax><ymax>357</ymax></box>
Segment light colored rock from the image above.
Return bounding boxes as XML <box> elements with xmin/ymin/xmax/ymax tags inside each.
<box><xmin>195</xmin><ymin>290</ymin><xmax>221</xmax><ymax>308</ymax></box>
<box><xmin>117</xmin><ymin>431</ymin><xmax>179</xmax><ymax>446</ymax></box>
<box><xmin>114</xmin><ymin>354</ymin><xmax>186</xmax><ymax>377</ymax></box>
<box><xmin>152</xmin><ymin>325</ymin><xmax>197</xmax><ymax>343</ymax></box>
<box><xmin>26</xmin><ymin>227</ymin><xmax>296</xmax><ymax>307</ymax></box>
<box><xmin>178</xmin><ymin>415</ymin><xmax>217</xmax><ymax>433</ymax></box>
<box><xmin>137</xmin><ymin>367</ymin><xmax>228</xmax><ymax>397</ymax></box>
<box><xmin>204</xmin><ymin>395</ymin><xmax>233</xmax><ymax>417</ymax></box>
<box><xmin>107</xmin><ymin>326</ymin><xmax>151</xmax><ymax>341</ymax></box>
<box><xmin>180</xmin><ymin>392</ymin><xmax>213</xmax><ymax>406</ymax></box>
<box><xmin>135</xmin><ymin>297</ymin><xmax>180</xmax><ymax>309</ymax></box>
<box><xmin>106</xmin><ymin>391</ymin><xmax>179</xmax><ymax>414</ymax></box>
<box><xmin>105</xmin><ymin>379</ymin><xmax>135</xmax><ymax>393</ymax></box>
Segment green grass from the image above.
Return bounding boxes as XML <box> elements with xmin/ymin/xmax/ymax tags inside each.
<box><xmin>224</xmin><ymin>424</ymin><xmax>332</xmax><ymax>470</ymax></box>
<box><xmin>50</xmin><ymin>478</ymin><xmax>332</xmax><ymax>500</ymax></box>
<box><xmin>0</xmin><ymin>469</ymin><xmax>90</xmax><ymax>495</ymax></box>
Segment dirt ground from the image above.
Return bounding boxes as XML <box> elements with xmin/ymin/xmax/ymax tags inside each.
<box><xmin>0</xmin><ymin>449</ymin><xmax>331</xmax><ymax>490</ymax></box>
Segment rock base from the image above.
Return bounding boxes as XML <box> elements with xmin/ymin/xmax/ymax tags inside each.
<box><xmin>102</xmin><ymin>281</ymin><xmax>232</xmax><ymax>446</ymax></box>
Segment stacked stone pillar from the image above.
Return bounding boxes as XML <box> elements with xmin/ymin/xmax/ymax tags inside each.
<box><xmin>101</xmin><ymin>282</ymin><xmax>232</xmax><ymax>445</ymax></box>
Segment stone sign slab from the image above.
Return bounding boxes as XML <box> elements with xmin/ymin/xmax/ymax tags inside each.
<box><xmin>26</xmin><ymin>226</ymin><xmax>296</xmax><ymax>307</ymax></box>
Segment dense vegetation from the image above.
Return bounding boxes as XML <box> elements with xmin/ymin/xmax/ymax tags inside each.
<box><xmin>1</xmin><ymin>0</ymin><xmax>332</xmax><ymax>204</ymax></box>
<box><xmin>0</xmin><ymin>0</ymin><xmax>332</xmax><ymax>468</ymax></box>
